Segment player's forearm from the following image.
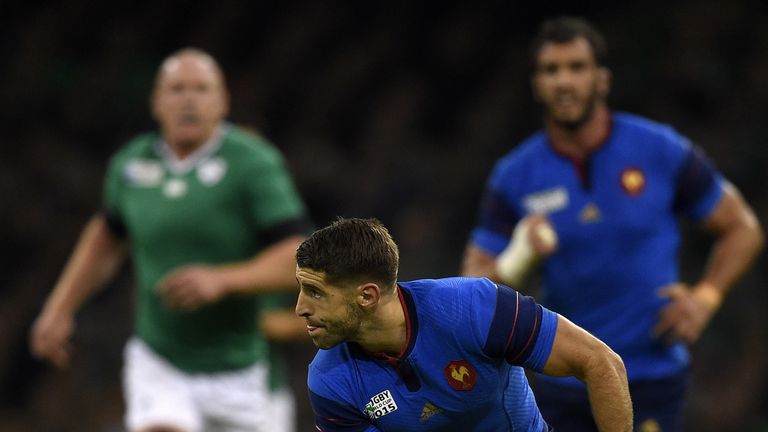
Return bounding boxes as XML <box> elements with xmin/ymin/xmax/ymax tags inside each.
<box><xmin>461</xmin><ymin>244</ymin><xmax>501</xmax><ymax>279</ymax></box>
<box><xmin>43</xmin><ymin>215</ymin><xmax>128</xmax><ymax>317</ymax></box>
<box><xmin>583</xmin><ymin>350</ymin><xmax>633</xmax><ymax>432</ymax></box>
<box><xmin>698</xmin><ymin>211</ymin><xmax>764</xmax><ymax>300</ymax></box>
<box><xmin>261</xmin><ymin>309</ymin><xmax>311</xmax><ymax>342</ymax></box>
<box><xmin>216</xmin><ymin>235</ymin><xmax>305</xmax><ymax>295</ymax></box>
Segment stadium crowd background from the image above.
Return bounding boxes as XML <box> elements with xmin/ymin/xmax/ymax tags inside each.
<box><xmin>1</xmin><ymin>1</ymin><xmax>766</xmax><ymax>431</ymax></box>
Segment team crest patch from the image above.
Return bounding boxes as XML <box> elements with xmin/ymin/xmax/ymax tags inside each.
<box><xmin>620</xmin><ymin>167</ymin><xmax>645</xmax><ymax>196</ymax></box>
<box><xmin>364</xmin><ymin>389</ymin><xmax>398</xmax><ymax>420</ymax></box>
<box><xmin>197</xmin><ymin>157</ymin><xmax>227</xmax><ymax>186</ymax></box>
<box><xmin>638</xmin><ymin>418</ymin><xmax>660</xmax><ymax>432</ymax></box>
<box><xmin>444</xmin><ymin>360</ymin><xmax>477</xmax><ymax>391</ymax></box>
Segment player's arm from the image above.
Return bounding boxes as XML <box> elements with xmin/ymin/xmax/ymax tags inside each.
<box><xmin>656</xmin><ymin>183</ymin><xmax>764</xmax><ymax>343</ymax></box>
<box><xmin>308</xmin><ymin>390</ymin><xmax>382</xmax><ymax>432</ymax></box>
<box><xmin>462</xmin><ymin>214</ymin><xmax>557</xmax><ymax>287</ymax></box>
<box><xmin>30</xmin><ymin>214</ymin><xmax>129</xmax><ymax>368</ymax></box>
<box><xmin>261</xmin><ymin>308</ymin><xmax>310</xmax><ymax>341</ymax></box>
<box><xmin>481</xmin><ymin>284</ymin><xmax>631</xmax><ymax>431</ymax></box>
<box><xmin>158</xmin><ymin>229</ymin><xmax>307</xmax><ymax>311</ymax></box>
<box><xmin>541</xmin><ymin>314</ymin><xmax>632</xmax><ymax>432</ymax></box>
<box><xmin>159</xmin><ymin>139</ymin><xmax>311</xmax><ymax>310</ymax></box>
<box><xmin>461</xmin><ymin>243</ymin><xmax>501</xmax><ymax>279</ymax></box>
<box><xmin>260</xmin><ymin>293</ymin><xmax>311</xmax><ymax>342</ymax></box>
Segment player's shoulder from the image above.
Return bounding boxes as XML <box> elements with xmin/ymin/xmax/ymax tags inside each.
<box><xmin>308</xmin><ymin>344</ymin><xmax>360</xmax><ymax>395</ymax></box>
<box><xmin>401</xmin><ymin>277</ymin><xmax>497</xmax><ymax>295</ymax></box>
<box><xmin>220</xmin><ymin>124</ymin><xmax>284</xmax><ymax>164</ymax></box>
<box><xmin>400</xmin><ymin>277</ymin><xmax>499</xmax><ymax>319</ymax></box>
<box><xmin>613</xmin><ymin>112</ymin><xmax>693</xmax><ymax>162</ymax></box>
<box><xmin>613</xmin><ymin>112</ymin><xmax>685</xmax><ymax>144</ymax></box>
<box><xmin>502</xmin><ymin>130</ymin><xmax>549</xmax><ymax>162</ymax></box>
<box><xmin>109</xmin><ymin>131</ymin><xmax>159</xmax><ymax>165</ymax></box>
<box><xmin>492</xmin><ymin>130</ymin><xmax>549</xmax><ymax>177</ymax></box>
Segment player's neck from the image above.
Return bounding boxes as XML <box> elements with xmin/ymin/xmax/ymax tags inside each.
<box><xmin>165</xmin><ymin>139</ymin><xmax>207</xmax><ymax>160</ymax></box>
<box><xmin>163</xmin><ymin>126</ymin><xmax>220</xmax><ymax>160</ymax></box>
<box><xmin>356</xmin><ymin>287</ymin><xmax>407</xmax><ymax>357</ymax></box>
<box><xmin>546</xmin><ymin>103</ymin><xmax>611</xmax><ymax>161</ymax></box>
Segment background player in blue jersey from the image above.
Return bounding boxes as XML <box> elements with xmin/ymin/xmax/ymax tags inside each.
<box><xmin>462</xmin><ymin>17</ymin><xmax>764</xmax><ymax>432</ymax></box>
<box><xmin>294</xmin><ymin>218</ymin><xmax>632</xmax><ymax>431</ymax></box>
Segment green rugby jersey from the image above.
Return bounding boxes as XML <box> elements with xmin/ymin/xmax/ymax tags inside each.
<box><xmin>104</xmin><ymin>123</ymin><xmax>305</xmax><ymax>373</ymax></box>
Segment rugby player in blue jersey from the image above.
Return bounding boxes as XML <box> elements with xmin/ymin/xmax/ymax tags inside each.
<box><xmin>295</xmin><ymin>218</ymin><xmax>632</xmax><ymax>431</ymax></box>
<box><xmin>462</xmin><ymin>17</ymin><xmax>764</xmax><ymax>432</ymax></box>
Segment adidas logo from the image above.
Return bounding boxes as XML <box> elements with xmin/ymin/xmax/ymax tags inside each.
<box><xmin>420</xmin><ymin>402</ymin><xmax>443</xmax><ymax>422</ymax></box>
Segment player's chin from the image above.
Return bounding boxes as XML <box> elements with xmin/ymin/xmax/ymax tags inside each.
<box><xmin>312</xmin><ymin>339</ymin><xmax>335</xmax><ymax>350</ymax></box>
<box><xmin>311</xmin><ymin>334</ymin><xmax>342</xmax><ymax>350</ymax></box>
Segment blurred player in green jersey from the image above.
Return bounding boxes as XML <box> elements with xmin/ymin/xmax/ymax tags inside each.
<box><xmin>30</xmin><ymin>48</ymin><xmax>312</xmax><ymax>432</ymax></box>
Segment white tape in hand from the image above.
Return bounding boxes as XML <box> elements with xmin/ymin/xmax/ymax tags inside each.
<box><xmin>495</xmin><ymin>219</ymin><xmax>536</xmax><ymax>287</ymax></box>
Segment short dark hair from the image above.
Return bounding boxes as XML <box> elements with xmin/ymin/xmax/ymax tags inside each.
<box><xmin>529</xmin><ymin>16</ymin><xmax>607</xmax><ymax>68</ymax></box>
<box><xmin>296</xmin><ymin>218</ymin><xmax>399</xmax><ymax>290</ymax></box>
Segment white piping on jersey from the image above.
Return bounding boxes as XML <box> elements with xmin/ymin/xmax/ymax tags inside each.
<box><xmin>154</xmin><ymin>123</ymin><xmax>227</xmax><ymax>175</ymax></box>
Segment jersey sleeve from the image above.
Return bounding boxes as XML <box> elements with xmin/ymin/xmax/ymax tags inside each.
<box><xmin>242</xmin><ymin>139</ymin><xmax>310</xmax><ymax>235</ymax></box>
<box><xmin>101</xmin><ymin>151</ymin><xmax>128</xmax><ymax>237</ymax></box>
<box><xmin>475</xmin><ymin>280</ymin><xmax>558</xmax><ymax>372</ymax></box>
<box><xmin>309</xmin><ymin>391</ymin><xmax>381</xmax><ymax>432</ymax></box>
<box><xmin>308</xmin><ymin>351</ymin><xmax>378</xmax><ymax>432</ymax></box>
<box><xmin>672</xmin><ymin>142</ymin><xmax>725</xmax><ymax>221</ymax></box>
<box><xmin>469</xmin><ymin>160</ymin><xmax>522</xmax><ymax>255</ymax></box>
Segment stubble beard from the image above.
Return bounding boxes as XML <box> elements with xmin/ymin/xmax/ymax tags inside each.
<box><xmin>314</xmin><ymin>302</ymin><xmax>364</xmax><ymax>350</ymax></box>
<box><xmin>546</xmin><ymin>86</ymin><xmax>601</xmax><ymax>131</ymax></box>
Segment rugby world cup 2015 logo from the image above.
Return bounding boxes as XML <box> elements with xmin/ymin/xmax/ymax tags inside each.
<box><xmin>444</xmin><ymin>360</ymin><xmax>477</xmax><ymax>391</ymax></box>
<box><xmin>364</xmin><ymin>389</ymin><xmax>398</xmax><ymax>420</ymax></box>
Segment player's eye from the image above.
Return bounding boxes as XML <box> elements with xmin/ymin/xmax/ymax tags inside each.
<box><xmin>539</xmin><ymin>63</ymin><xmax>558</xmax><ymax>75</ymax></box>
<box><xmin>303</xmin><ymin>287</ymin><xmax>322</xmax><ymax>299</ymax></box>
<box><xmin>570</xmin><ymin>61</ymin><xmax>587</xmax><ymax>73</ymax></box>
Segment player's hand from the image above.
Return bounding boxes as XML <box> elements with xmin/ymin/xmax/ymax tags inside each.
<box><xmin>526</xmin><ymin>214</ymin><xmax>558</xmax><ymax>257</ymax></box>
<box><xmin>260</xmin><ymin>310</ymin><xmax>311</xmax><ymax>342</ymax></box>
<box><xmin>29</xmin><ymin>310</ymin><xmax>75</xmax><ymax>369</ymax></box>
<box><xmin>654</xmin><ymin>282</ymin><xmax>722</xmax><ymax>345</ymax></box>
<box><xmin>157</xmin><ymin>265</ymin><xmax>227</xmax><ymax>311</ymax></box>
<box><xmin>495</xmin><ymin>214</ymin><xmax>558</xmax><ymax>286</ymax></box>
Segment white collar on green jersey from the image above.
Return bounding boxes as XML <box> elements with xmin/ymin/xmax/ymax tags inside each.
<box><xmin>154</xmin><ymin>123</ymin><xmax>228</xmax><ymax>175</ymax></box>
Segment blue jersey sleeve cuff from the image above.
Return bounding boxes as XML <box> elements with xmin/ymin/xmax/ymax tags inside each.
<box><xmin>470</xmin><ymin>227</ymin><xmax>509</xmax><ymax>256</ymax></box>
<box><xmin>686</xmin><ymin>177</ymin><xmax>724</xmax><ymax>221</ymax></box>
<box><xmin>522</xmin><ymin>307</ymin><xmax>558</xmax><ymax>372</ymax></box>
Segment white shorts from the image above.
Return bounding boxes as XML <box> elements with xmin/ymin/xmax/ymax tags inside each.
<box><xmin>123</xmin><ymin>337</ymin><xmax>295</xmax><ymax>432</ymax></box>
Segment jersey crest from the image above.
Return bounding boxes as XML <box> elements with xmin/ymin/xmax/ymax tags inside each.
<box><xmin>444</xmin><ymin>360</ymin><xmax>477</xmax><ymax>391</ymax></box>
<box><xmin>197</xmin><ymin>157</ymin><xmax>227</xmax><ymax>186</ymax></box>
<box><xmin>620</xmin><ymin>167</ymin><xmax>646</xmax><ymax>196</ymax></box>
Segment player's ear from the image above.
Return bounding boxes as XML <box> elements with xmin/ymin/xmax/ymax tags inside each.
<box><xmin>357</xmin><ymin>283</ymin><xmax>382</xmax><ymax>308</ymax></box>
<box><xmin>597</xmin><ymin>67</ymin><xmax>611</xmax><ymax>98</ymax></box>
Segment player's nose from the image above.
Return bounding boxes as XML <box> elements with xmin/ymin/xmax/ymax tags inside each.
<box><xmin>295</xmin><ymin>293</ymin><xmax>311</xmax><ymax>317</ymax></box>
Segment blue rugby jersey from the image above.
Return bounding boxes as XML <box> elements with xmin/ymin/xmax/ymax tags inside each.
<box><xmin>470</xmin><ymin>112</ymin><xmax>724</xmax><ymax>384</ymax></box>
<box><xmin>307</xmin><ymin>277</ymin><xmax>558</xmax><ymax>431</ymax></box>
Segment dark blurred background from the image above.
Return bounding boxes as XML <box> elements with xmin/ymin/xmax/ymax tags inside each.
<box><xmin>1</xmin><ymin>1</ymin><xmax>767</xmax><ymax>431</ymax></box>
